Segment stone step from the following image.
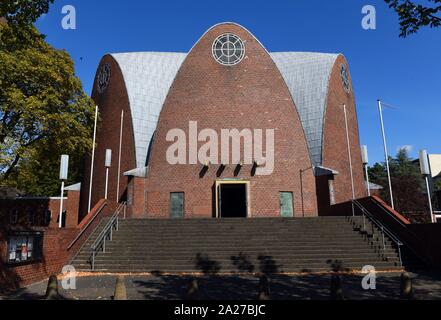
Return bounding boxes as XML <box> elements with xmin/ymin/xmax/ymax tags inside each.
<box><xmin>75</xmin><ymin>258</ymin><xmax>401</xmax><ymax>267</ymax></box>
<box><xmin>97</xmin><ymin>241</ymin><xmax>395</xmax><ymax>248</ymax></box>
<box><xmin>116</xmin><ymin>223</ymin><xmax>355</xmax><ymax>228</ymax></box>
<box><xmin>79</xmin><ymin>245</ymin><xmax>395</xmax><ymax>251</ymax></box>
<box><xmin>91</xmin><ymin>247</ymin><xmax>397</xmax><ymax>256</ymax></box>
<box><xmin>114</xmin><ymin>230</ymin><xmax>362</xmax><ymax>236</ymax></box>
<box><xmin>109</xmin><ymin>237</ymin><xmax>394</xmax><ymax>244</ymax></box>
<box><xmin>74</xmin><ymin>261</ymin><xmax>403</xmax><ymax>273</ymax></box>
<box><xmin>71</xmin><ymin>216</ymin><xmax>424</xmax><ymax>273</ymax></box>
<box><xmin>76</xmin><ymin>244</ymin><xmax>398</xmax><ymax>255</ymax></box>
<box><xmin>74</xmin><ymin>260</ymin><xmax>401</xmax><ymax>268</ymax></box>
<box><xmin>115</xmin><ymin>229</ymin><xmax>358</xmax><ymax>233</ymax></box>
<box><xmin>75</xmin><ymin>249</ymin><xmax>402</xmax><ymax>259</ymax></box>
<box><xmin>120</xmin><ymin>217</ymin><xmax>351</xmax><ymax>223</ymax></box>
<box><xmin>74</xmin><ymin>247</ymin><xmax>398</xmax><ymax>257</ymax></box>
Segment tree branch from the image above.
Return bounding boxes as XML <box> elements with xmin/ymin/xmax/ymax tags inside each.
<box><xmin>2</xmin><ymin>153</ymin><xmax>20</xmax><ymax>180</ymax></box>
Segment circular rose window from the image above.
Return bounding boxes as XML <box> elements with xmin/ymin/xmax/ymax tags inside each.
<box><xmin>212</xmin><ymin>33</ymin><xmax>245</xmax><ymax>66</ymax></box>
<box><xmin>97</xmin><ymin>63</ymin><xmax>111</xmax><ymax>93</ymax></box>
<box><xmin>340</xmin><ymin>64</ymin><xmax>351</xmax><ymax>93</ymax></box>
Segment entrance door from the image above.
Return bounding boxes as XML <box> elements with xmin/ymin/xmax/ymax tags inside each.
<box><xmin>218</xmin><ymin>183</ymin><xmax>248</xmax><ymax>218</ymax></box>
<box><xmin>279</xmin><ymin>192</ymin><xmax>294</xmax><ymax>218</ymax></box>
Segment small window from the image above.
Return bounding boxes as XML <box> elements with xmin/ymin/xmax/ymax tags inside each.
<box><xmin>279</xmin><ymin>192</ymin><xmax>294</xmax><ymax>218</ymax></box>
<box><xmin>170</xmin><ymin>193</ymin><xmax>185</xmax><ymax>219</ymax></box>
<box><xmin>26</xmin><ymin>208</ymin><xmax>36</xmax><ymax>225</ymax></box>
<box><xmin>44</xmin><ymin>210</ymin><xmax>52</xmax><ymax>226</ymax></box>
<box><xmin>9</xmin><ymin>210</ymin><xmax>18</xmax><ymax>225</ymax></box>
<box><xmin>7</xmin><ymin>233</ymin><xmax>43</xmax><ymax>265</ymax></box>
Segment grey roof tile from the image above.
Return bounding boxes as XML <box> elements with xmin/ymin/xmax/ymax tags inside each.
<box><xmin>110</xmin><ymin>51</ymin><xmax>338</xmax><ymax>168</ymax></box>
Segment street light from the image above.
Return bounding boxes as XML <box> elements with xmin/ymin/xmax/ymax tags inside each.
<box><xmin>104</xmin><ymin>149</ymin><xmax>112</xmax><ymax>200</ymax></box>
<box><xmin>419</xmin><ymin>149</ymin><xmax>435</xmax><ymax>223</ymax></box>
<box><xmin>361</xmin><ymin>145</ymin><xmax>370</xmax><ymax>196</ymax></box>
<box><xmin>59</xmin><ymin>155</ymin><xmax>69</xmax><ymax>228</ymax></box>
<box><xmin>377</xmin><ymin>100</ymin><xmax>395</xmax><ymax>209</ymax></box>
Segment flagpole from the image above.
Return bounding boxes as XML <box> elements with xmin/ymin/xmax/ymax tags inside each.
<box><xmin>378</xmin><ymin>100</ymin><xmax>395</xmax><ymax>209</ymax></box>
<box><xmin>116</xmin><ymin>110</ymin><xmax>124</xmax><ymax>202</ymax></box>
<box><xmin>88</xmin><ymin>105</ymin><xmax>98</xmax><ymax>213</ymax></box>
<box><xmin>343</xmin><ymin>104</ymin><xmax>355</xmax><ymax>200</ymax></box>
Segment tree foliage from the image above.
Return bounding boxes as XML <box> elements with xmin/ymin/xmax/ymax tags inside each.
<box><xmin>0</xmin><ymin>0</ymin><xmax>54</xmax><ymax>26</ymax></box>
<box><xmin>434</xmin><ymin>178</ymin><xmax>441</xmax><ymax>191</ymax></box>
<box><xmin>385</xmin><ymin>0</ymin><xmax>441</xmax><ymax>37</ymax></box>
<box><xmin>368</xmin><ymin>148</ymin><xmax>434</xmax><ymax>223</ymax></box>
<box><xmin>0</xmin><ymin>19</ymin><xmax>95</xmax><ymax>196</ymax></box>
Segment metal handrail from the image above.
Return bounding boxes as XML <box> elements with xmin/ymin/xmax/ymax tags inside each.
<box><xmin>370</xmin><ymin>197</ymin><xmax>409</xmax><ymax>228</ymax></box>
<box><xmin>365</xmin><ymin>198</ymin><xmax>435</xmax><ymax>267</ymax></box>
<box><xmin>90</xmin><ymin>202</ymin><xmax>126</xmax><ymax>270</ymax></box>
<box><xmin>352</xmin><ymin>200</ymin><xmax>403</xmax><ymax>266</ymax></box>
<box><xmin>68</xmin><ymin>201</ymin><xmax>107</xmax><ymax>250</ymax></box>
<box><xmin>368</xmin><ymin>197</ymin><xmax>428</xmax><ymax>246</ymax></box>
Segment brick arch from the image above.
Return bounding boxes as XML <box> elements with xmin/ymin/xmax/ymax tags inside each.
<box><xmin>145</xmin><ymin>23</ymin><xmax>317</xmax><ymax>218</ymax></box>
<box><xmin>79</xmin><ymin>55</ymin><xmax>137</xmax><ymax>218</ymax></box>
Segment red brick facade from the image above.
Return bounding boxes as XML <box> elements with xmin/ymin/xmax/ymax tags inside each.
<box><xmin>0</xmin><ymin>228</ymin><xmax>78</xmax><ymax>289</ymax></box>
<box><xmin>145</xmin><ymin>24</ymin><xmax>317</xmax><ymax>218</ymax></box>
<box><xmin>0</xmin><ymin>195</ymin><xmax>78</xmax><ymax>290</ymax></box>
<box><xmin>0</xmin><ymin>191</ymin><xmax>80</xmax><ymax>230</ymax></box>
<box><xmin>79</xmin><ymin>57</ymin><xmax>137</xmax><ymax>218</ymax></box>
<box><xmin>321</xmin><ymin>55</ymin><xmax>367</xmax><ymax>206</ymax></box>
<box><xmin>0</xmin><ymin>195</ymin><xmax>115</xmax><ymax>291</ymax></box>
<box><xmin>81</xmin><ymin>22</ymin><xmax>366</xmax><ymax>219</ymax></box>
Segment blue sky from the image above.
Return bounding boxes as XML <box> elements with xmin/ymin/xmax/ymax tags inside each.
<box><xmin>35</xmin><ymin>0</ymin><xmax>441</xmax><ymax>165</ymax></box>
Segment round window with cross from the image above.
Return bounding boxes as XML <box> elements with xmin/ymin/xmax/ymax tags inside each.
<box><xmin>212</xmin><ymin>33</ymin><xmax>245</xmax><ymax>66</ymax></box>
<box><xmin>97</xmin><ymin>63</ymin><xmax>111</xmax><ymax>94</ymax></box>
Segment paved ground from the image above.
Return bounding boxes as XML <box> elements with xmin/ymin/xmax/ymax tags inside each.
<box><xmin>2</xmin><ymin>271</ymin><xmax>441</xmax><ymax>300</ymax></box>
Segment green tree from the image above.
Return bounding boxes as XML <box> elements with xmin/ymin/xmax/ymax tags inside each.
<box><xmin>368</xmin><ymin>148</ymin><xmax>432</xmax><ymax>223</ymax></box>
<box><xmin>385</xmin><ymin>0</ymin><xmax>441</xmax><ymax>37</ymax></box>
<box><xmin>0</xmin><ymin>0</ymin><xmax>54</xmax><ymax>26</ymax></box>
<box><xmin>0</xmin><ymin>13</ymin><xmax>95</xmax><ymax>196</ymax></box>
<box><xmin>434</xmin><ymin>178</ymin><xmax>441</xmax><ymax>191</ymax></box>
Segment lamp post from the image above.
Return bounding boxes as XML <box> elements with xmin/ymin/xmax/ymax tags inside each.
<box><xmin>361</xmin><ymin>145</ymin><xmax>370</xmax><ymax>196</ymax></box>
<box><xmin>419</xmin><ymin>150</ymin><xmax>435</xmax><ymax>223</ymax></box>
<box><xmin>104</xmin><ymin>149</ymin><xmax>112</xmax><ymax>200</ymax></box>
<box><xmin>377</xmin><ymin>100</ymin><xmax>395</xmax><ymax>209</ymax></box>
<box><xmin>59</xmin><ymin>155</ymin><xmax>69</xmax><ymax>228</ymax></box>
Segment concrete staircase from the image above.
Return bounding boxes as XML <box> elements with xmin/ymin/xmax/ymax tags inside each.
<box><xmin>71</xmin><ymin>216</ymin><xmax>424</xmax><ymax>274</ymax></box>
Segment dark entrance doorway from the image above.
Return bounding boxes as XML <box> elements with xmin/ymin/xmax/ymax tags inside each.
<box><xmin>219</xmin><ymin>184</ymin><xmax>247</xmax><ymax>218</ymax></box>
